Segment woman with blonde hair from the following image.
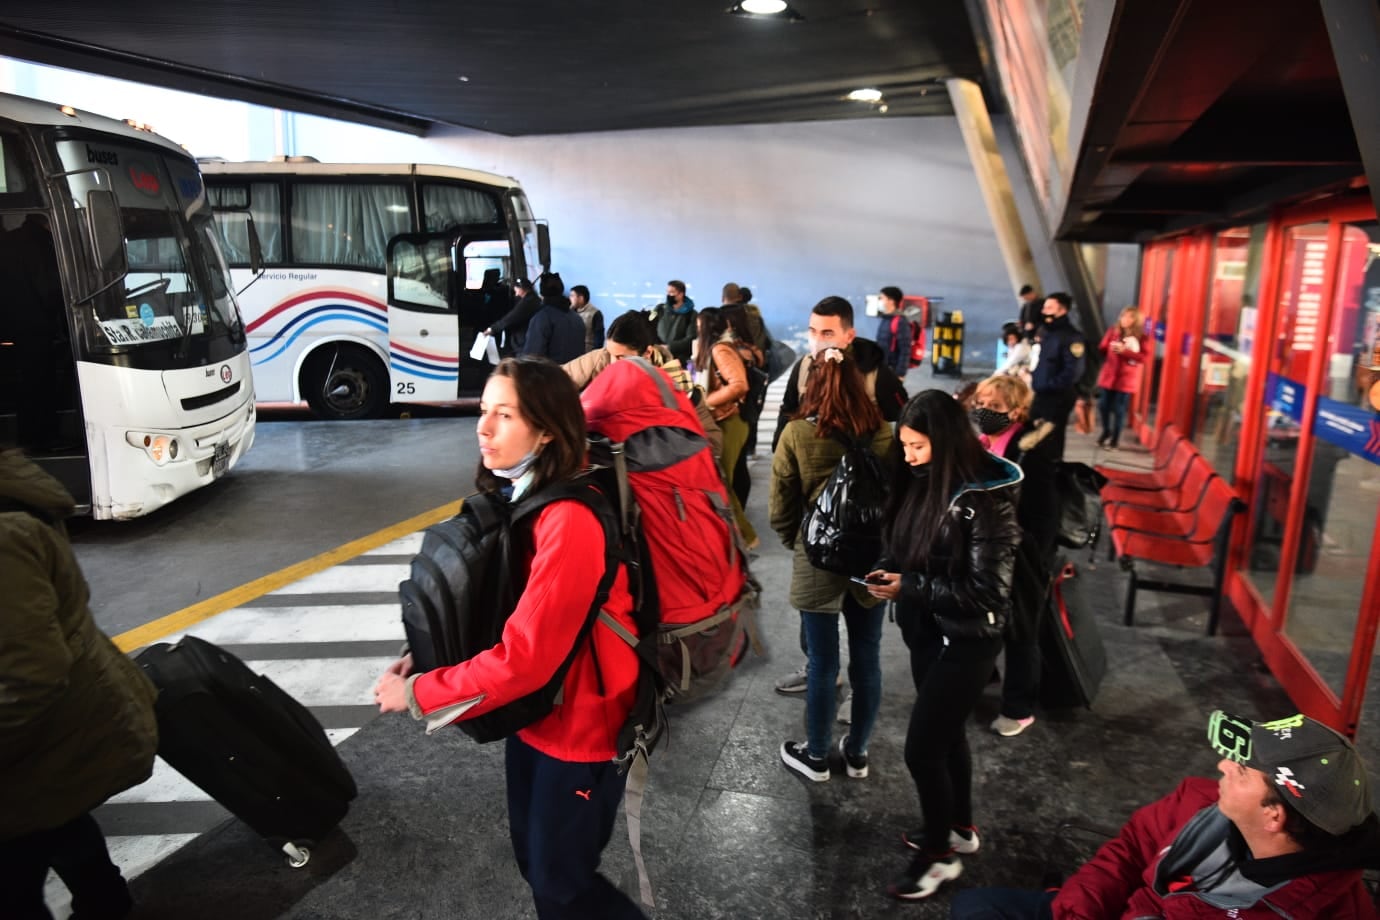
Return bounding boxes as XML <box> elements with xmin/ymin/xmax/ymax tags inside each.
<box><xmin>970</xmin><ymin>374</ymin><xmax>1058</xmax><ymax>738</ymax></box>
<box><xmin>1096</xmin><ymin>306</ymin><xmax>1147</xmax><ymax>449</ymax></box>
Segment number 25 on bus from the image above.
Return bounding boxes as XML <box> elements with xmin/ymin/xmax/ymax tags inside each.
<box><xmin>200</xmin><ymin>159</ymin><xmax>550</xmax><ymax>420</ymax></box>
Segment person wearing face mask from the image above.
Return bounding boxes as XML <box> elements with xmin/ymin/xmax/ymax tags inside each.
<box><xmin>970</xmin><ymin>375</ymin><xmax>1059</xmax><ymax>738</ymax></box>
<box><xmin>1029</xmin><ymin>291</ymin><xmax>1086</xmax><ymax>460</ymax></box>
<box><xmin>648</xmin><ymin>279</ymin><xmax>697</xmax><ymax>364</ymax></box>
<box><xmin>862</xmin><ymin>390</ymin><xmax>1023</xmax><ymax>902</ymax></box>
<box><xmin>374</xmin><ymin>356</ymin><xmax>646</xmax><ymax>920</ymax></box>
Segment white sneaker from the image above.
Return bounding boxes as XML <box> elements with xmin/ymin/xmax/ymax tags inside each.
<box><xmin>991</xmin><ymin>715</ymin><xmax>1035</xmax><ymax>737</ymax></box>
<box><xmin>888</xmin><ymin>854</ymin><xmax>963</xmax><ymax>900</ymax></box>
<box><xmin>773</xmin><ymin>665</ymin><xmax>808</xmax><ymax>694</ymax></box>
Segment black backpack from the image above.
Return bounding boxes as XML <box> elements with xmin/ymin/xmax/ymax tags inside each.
<box><xmin>397</xmin><ymin>478</ymin><xmax>621</xmax><ymax>744</ymax></box>
<box><xmin>800</xmin><ymin>433</ymin><xmax>888</xmax><ymax>577</ymax></box>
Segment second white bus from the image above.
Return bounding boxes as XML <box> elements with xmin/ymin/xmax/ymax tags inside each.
<box><xmin>201</xmin><ymin>160</ymin><xmax>549</xmax><ymax>419</ymax></box>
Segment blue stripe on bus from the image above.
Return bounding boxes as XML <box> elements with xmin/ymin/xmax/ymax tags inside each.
<box><xmin>247</xmin><ymin>311</ymin><xmax>386</xmax><ymax>364</ymax></box>
<box><xmin>389</xmin><ymin>351</ymin><xmax>458</xmax><ymax>375</ymax></box>
<box><xmin>389</xmin><ymin>361</ymin><xmax>458</xmax><ymax>382</ymax></box>
<box><xmin>249</xmin><ymin>304</ymin><xmax>389</xmax><ymax>354</ymax></box>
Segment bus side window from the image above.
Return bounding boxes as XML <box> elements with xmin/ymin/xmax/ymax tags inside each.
<box><xmin>390</xmin><ymin>237</ymin><xmax>452</xmax><ymax>312</ymax></box>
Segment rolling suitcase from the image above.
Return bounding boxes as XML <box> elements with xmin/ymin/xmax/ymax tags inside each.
<box><xmin>135</xmin><ymin>635</ymin><xmax>357</xmax><ymax>866</ymax></box>
<box><xmin>1038</xmin><ymin>558</ymin><xmax>1107</xmax><ymax>709</ymax></box>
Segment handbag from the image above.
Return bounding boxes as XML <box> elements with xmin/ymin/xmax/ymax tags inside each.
<box><xmin>1055</xmin><ymin>461</ymin><xmax>1107</xmax><ymax>549</ymax></box>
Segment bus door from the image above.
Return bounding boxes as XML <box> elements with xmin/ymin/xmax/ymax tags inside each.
<box><xmin>453</xmin><ymin>233</ymin><xmax>516</xmax><ymax>396</ymax></box>
<box><xmin>386</xmin><ymin>233</ymin><xmax>460</xmax><ymax>401</ymax></box>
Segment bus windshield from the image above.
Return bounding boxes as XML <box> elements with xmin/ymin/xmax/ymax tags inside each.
<box><xmin>509</xmin><ymin>190</ymin><xmax>543</xmax><ymax>279</ymax></box>
<box><xmin>53</xmin><ymin>137</ymin><xmax>241</xmax><ymax>352</ymax></box>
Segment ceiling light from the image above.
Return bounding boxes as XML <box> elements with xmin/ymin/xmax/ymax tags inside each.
<box><xmin>847</xmin><ymin>88</ymin><xmax>884</xmax><ymax>103</ymax></box>
<box><xmin>729</xmin><ymin>1</ymin><xmax>802</xmax><ymax>20</ymax></box>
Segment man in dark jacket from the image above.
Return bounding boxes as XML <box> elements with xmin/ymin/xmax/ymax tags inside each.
<box><xmin>951</xmin><ymin>710</ymin><xmax>1380</xmax><ymax>920</ymax></box>
<box><xmin>486</xmin><ymin>276</ymin><xmax>541</xmax><ymax>354</ymax></box>
<box><xmin>1030</xmin><ymin>291</ymin><xmax>1085</xmax><ymax>460</ymax></box>
<box><xmin>875</xmin><ymin>285</ymin><xmax>913</xmax><ymax>379</ymax></box>
<box><xmin>522</xmin><ymin>274</ymin><xmax>586</xmax><ymax>365</ymax></box>
<box><xmin>1017</xmin><ymin>284</ymin><xmax>1042</xmax><ymax>339</ymax></box>
<box><xmin>773</xmin><ymin>295</ymin><xmax>909</xmax><ymax>452</ymax></box>
<box><xmin>648</xmin><ymin>280</ymin><xmax>697</xmax><ymax>364</ymax></box>
<box><xmin>0</xmin><ymin>447</ymin><xmax>159</xmax><ymax>918</ymax></box>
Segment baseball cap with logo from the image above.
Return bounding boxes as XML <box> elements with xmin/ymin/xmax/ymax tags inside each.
<box><xmin>1208</xmin><ymin>710</ymin><xmax>1375</xmax><ymax>836</ymax></box>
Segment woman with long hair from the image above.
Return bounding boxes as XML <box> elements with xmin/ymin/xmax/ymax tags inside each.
<box><xmin>864</xmin><ymin>390</ymin><xmax>1022</xmax><ymax>902</ymax></box>
<box><xmin>1096</xmin><ymin>306</ymin><xmax>1147</xmax><ymax>449</ymax></box>
<box><xmin>374</xmin><ymin>356</ymin><xmax>646</xmax><ymax>919</ymax></box>
<box><xmin>694</xmin><ymin>306</ymin><xmax>758</xmax><ymax>547</ymax></box>
<box><xmin>770</xmin><ymin>347</ymin><xmax>892</xmax><ymax>782</ymax></box>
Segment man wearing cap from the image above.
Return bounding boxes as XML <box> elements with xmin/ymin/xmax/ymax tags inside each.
<box><xmin>485</xmin><ymin>275</ymin><xmax>542</xmax><ymax>354</ymax></box>
<box><xmin>949</xmin><ymin>711</ymin><xmax>1380</xmax><ymax>919</ymax></box>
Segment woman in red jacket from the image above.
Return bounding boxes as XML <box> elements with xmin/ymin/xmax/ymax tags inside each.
<box><xmin>1096</xmin><ymin>306</ymin><xmax>1147</xmax><ymax>449</ymax></box>
<box><xmin>374</xmin><ymin>356</ymin><xmax>645</xmax><ymax>920</ymax></box>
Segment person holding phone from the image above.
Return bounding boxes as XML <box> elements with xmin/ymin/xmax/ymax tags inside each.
<box><xmin>863</xmin><ymin>390</ymin><xmax>1023</xmax><ymax>901</ymax></box>
<box><xmin>769</xmin><ymin>347</ymin><xmax>893</xmax><ymax>783</ymax></box>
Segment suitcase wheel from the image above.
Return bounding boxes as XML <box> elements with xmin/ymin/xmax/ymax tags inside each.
<box><xmin>283</xmin><ymin>842</ymin><xmax>311</xmax><ymax>868</ymax></box>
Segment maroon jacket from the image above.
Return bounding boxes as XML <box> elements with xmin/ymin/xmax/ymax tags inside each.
<box><xmin>1053</xmin><ymin>778</ymin><xmax>1378</xmax><ymax>920</ymax></box>
<box><xmin>1096</xmin><ymin>327</ymin><xmax>1146</xmax><ymax>394</ymax></box>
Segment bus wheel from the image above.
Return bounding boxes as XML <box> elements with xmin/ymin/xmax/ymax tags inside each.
<box><xmin>302</xmin><ymin>345</ymin><xmax>387</xmax><ymax>420</ymax></box>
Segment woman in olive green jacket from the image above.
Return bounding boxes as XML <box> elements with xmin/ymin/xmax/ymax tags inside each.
<box><xmin>0</xmin><ymin>448</ymin><xmax>158</xmax><ymax>917</ymax></box>
<box><xmin>769</xmin><ymin>348</ymin><xmax>893</xmax><ymax>783</ymax></box>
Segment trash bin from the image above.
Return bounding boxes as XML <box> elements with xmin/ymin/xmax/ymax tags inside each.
<box><xmin>931</xmin><ymin>310</ymin><xmax>964</xmax><ymax>377</ymax></box>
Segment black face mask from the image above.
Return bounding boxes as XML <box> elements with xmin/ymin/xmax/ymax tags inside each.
<box><xmin>970</xmin><ymin>407</ymin><xmax>1011</xmax><ymax>435</ymax></box>
<box><xmin>908</xmin><ymin>462</ymin><xmax>932</xmax><ymax>481</ymax></box>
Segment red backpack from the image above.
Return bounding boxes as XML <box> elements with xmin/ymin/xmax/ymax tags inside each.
<box><xmin>581</xmin><ymin>356</ymin><xmax>759</xmax><ymax>703</ymax></box>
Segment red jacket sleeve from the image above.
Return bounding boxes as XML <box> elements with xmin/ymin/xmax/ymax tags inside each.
<box><xmin>1053</xmin><ymin>778</ymin><xmax>1219</xmax><ymax>920</ymax></box>
<box><xmin>1099</xmin><ymin>327</ymin><xmax>1119</xmax><ymax>357</ymax></box>
<box><xmin>410</xmin><ymin>500</ymin><xmax>608</xmax><ymax>720</ymax></box>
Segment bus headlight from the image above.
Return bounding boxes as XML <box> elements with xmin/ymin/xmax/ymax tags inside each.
<box><xmin>126</xmin><ymin>432</ymin><xmax>180</xmax><ymax>465</ymax></box>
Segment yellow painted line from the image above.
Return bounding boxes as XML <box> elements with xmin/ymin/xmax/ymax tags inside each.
<box><xmin>113</xmin><ymin>499</ymin><xmax>462</xmax><ymax>652</ymax></box>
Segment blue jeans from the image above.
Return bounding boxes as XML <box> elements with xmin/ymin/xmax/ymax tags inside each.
<box><xmin>1097</xmin><ymin>389</ymin><xmax>1130</xmax><ymax>444</ymax></box>
<box><xmin>801</xmin><ymin>595</ymin><xmax>884</xmax><ymax>759</ymax></box>
<box><xmin>949</xmin><ymin>887</ymin><xmax>1056</xmax><ymax>919</ymax></box>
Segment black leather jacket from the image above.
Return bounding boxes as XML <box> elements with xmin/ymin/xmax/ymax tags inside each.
<box><xmin>886</xmin><ymin>454</ymin><xmax>1023</xmax><ymax>641</ymax></box>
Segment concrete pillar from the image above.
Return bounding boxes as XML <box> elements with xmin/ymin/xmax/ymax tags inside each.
<box><xmin>945</xmin><ymin>77</ymin><xmax>1043</xmax><ymax>296</ymax></box>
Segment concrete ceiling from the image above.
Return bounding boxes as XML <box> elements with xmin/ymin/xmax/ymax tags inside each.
<box><xmin>0</xmin><ymin>1</ymin><xmax>983</xmax><ymax>137</ymax></box>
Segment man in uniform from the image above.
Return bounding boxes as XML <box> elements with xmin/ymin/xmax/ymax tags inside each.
<box><xmin>1029</xmin><ymin>291</ymin><xmax>1085</xmax><ymax>460</ymax></box>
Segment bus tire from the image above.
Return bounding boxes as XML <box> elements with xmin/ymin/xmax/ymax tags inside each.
<box><xmin>302</xmin><ymin>345</ymin><xmax>387</xmax><ymax>420</ymax></box>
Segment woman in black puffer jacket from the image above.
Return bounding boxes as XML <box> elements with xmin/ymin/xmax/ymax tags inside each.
<box><xmin>863</xmin><ymin>390</ymin><xmax>1023</xmax><ymax>903</ymax></box>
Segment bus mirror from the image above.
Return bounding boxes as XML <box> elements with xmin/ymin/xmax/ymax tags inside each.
<box><xmin>247</xmin><ymin>215</ymin><xmax>264</xmax><ymax>274</ymax></box>
<box><xmin>537</xmin><ymin>223</ymin><xmax>551</xmax><ymax>272</ymax></box>
<box><xmin>86</xmin><ymin>189</ymin><xmax>127</xmax><ymax>281</ymax></box>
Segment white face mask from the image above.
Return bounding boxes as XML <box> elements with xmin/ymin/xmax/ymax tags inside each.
<box><xmin>492</xmin><ymin>449</ymin><xmax>540</xmax><ymax>481</ymax></box>
<box><xmin>806</xmin><ymin>336</ymin><xmax>829</xmax><ymax>357</ymax></box>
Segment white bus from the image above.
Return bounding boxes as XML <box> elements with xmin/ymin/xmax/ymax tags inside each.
<box><xmin>200</xmin><ymin>160</ymin><xmax>550</xmax><ymax>419</ymax></box>
<box><xmin>0</xmin><ymin>94</ymin><xmax>255</xmax><ymax>519</ymax></box>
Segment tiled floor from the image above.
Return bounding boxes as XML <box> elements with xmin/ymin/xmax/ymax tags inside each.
<box><xmin>112</xmin><ymin>372</ymin><xmax>1343</xmax><ymax>919</ymax></box>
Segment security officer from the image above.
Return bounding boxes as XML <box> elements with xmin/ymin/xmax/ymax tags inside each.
<box><xmin>1030</xmin><ymin>291</ymin><xmax>1085</xmax><ymax>459</ymax></box>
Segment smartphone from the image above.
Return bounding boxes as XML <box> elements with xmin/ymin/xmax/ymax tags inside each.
<box><xmin>849</xmin><ymin>574</ymin><xmax>885</xmax><ymax>586</ymax></box>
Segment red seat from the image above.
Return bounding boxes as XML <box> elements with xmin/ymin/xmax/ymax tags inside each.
<box><xmin>1108</xmin><ymin>477</ymin><xmax>1245</xmax><ymax>636</ymax></box>
<box><xmin>1103</xmin><ymin>456</ymin><xmax>1215</xmax><ymax>521</ymax></box>
<box><xmin>1096</xmin><ymin>424</ymin><xmax>1186</xmax><ymax>489</ymax></box>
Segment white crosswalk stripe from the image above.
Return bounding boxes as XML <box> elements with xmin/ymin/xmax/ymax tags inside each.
<box><xmin>48</xmin><ymin>373</ymin><xmax>798</xmax><ymax>917</ymax></box>
<box><xmin>47</xmin><ymin>532</ymin><xmax>418</xmax><ymax>917</ymax></box>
